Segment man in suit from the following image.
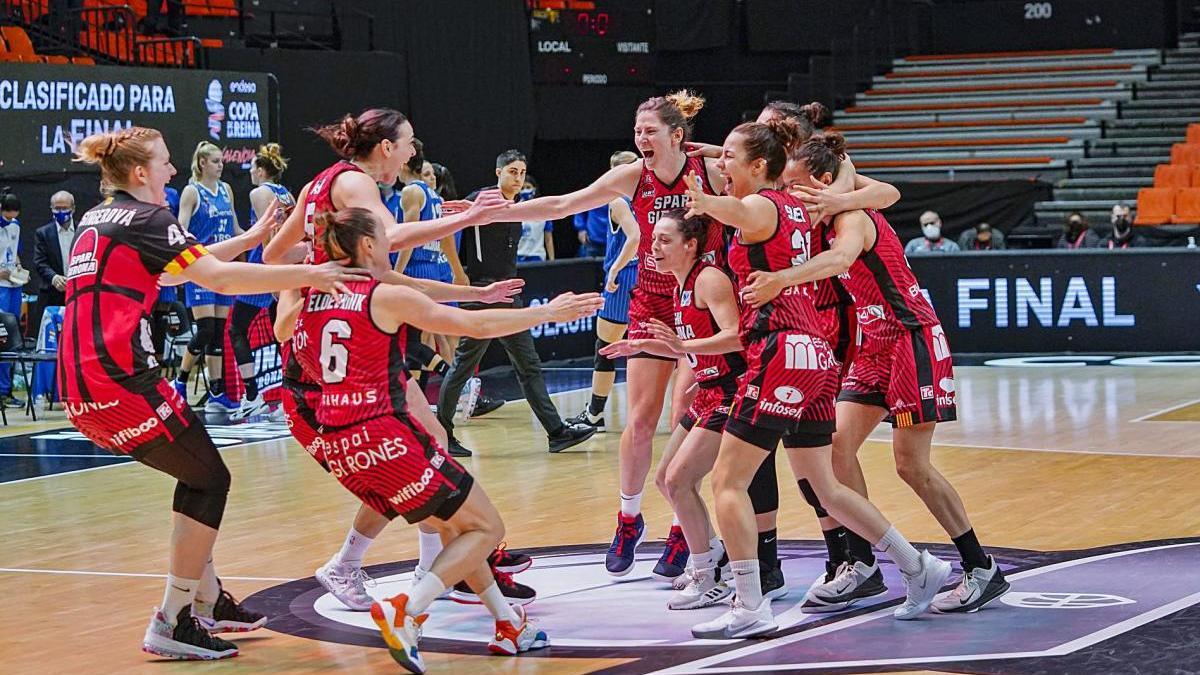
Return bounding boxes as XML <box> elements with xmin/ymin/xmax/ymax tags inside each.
<box><xmin>33</xmin><ymin>191</ymin><xmax>75</xmax><ymax>338</ymax></box>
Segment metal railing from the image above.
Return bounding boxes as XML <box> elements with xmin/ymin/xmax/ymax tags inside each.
<box><xmin>136</xmin><ymin>36</ymin><xmax>204</xmax><ymax>68</ymax></box>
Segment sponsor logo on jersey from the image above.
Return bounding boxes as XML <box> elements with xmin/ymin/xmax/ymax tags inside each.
<box><xmin>744</xmin><ymin>384</ymin><xmax>760</xmax><ymax>400</ymax></box>
<box><xmin>110</xmin><ymin>416</ymin><xmax>161</xmax><ymax>448</ymax></box>
<box><xmin>939</xmin><ymin>377</ymin><xmax>955</xmax><ymax>393</ymax></box>
<box><xmin>390</xmin><ymin>467</ymin><xmax>436</xmax><ymax>506</ymax></box>
<box><xmin>63</xmin><ymin>399</ymin><xmax>119</xmax><ymax>417</ymax></box>
<box><xmin>641</xmin><ymin>189</ymin><xmax>655</xmax><ymax>198</ymax></box>
<box><xmin>920</xmin><ymin>385</ymin><xmax>935</xmax><ymax>400</ymax></box>
<box><xmin>697</xmin><ymin>366</ymin><xmax>719</xmax><ymax>380</ymax></box>
<box><xmin>759</xmin><ymin>399</ymin><xmax>803</xmax><ymax>420</ymax></box>
<box><xmin>65</xmin><ymin>227</ymin><xmax>100</xmax><ymax>278</ymax></box>
<box><xmin>783</xmin><ymin>333</ymin><xmax>834</xmax><ymax>370</ymax></box>
<box><xmin>700</xmin><ymin>250</ymin><xmax>716</xmax><ymax>264</ymax></box>
<box><xmin>155</xmin><ymin>402</ymin><xmax>173</xmax><ymax>420</ymax></box>
<box><xmin>774</xmin><ymin>386</ymin><xmax>804</xmax><ymax>404</ymax></box>
<box><xmin>909</xmin><ymin>283</ymin><xmax>921</xmax><ymax>297</ymax></box>
<box><xmin>857</xmin><ymin>304</ymin><xmax>886</xmax><ymax>325</ymax></box>
<box><xmin>680</xmin><ymin>291</ymin><xmax>692</xmax><ymax>306</ymax></box>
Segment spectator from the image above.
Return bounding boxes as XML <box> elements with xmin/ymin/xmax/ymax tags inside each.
<box><xmin>517</xmin><ymin>176</ymin><xmax>554</xmax><ymax>262</ymax></box>
<box><xmin>574</xmin><ymin>162</ymin><xmax>614</xmax><ymax>257</ymax></box>
<box><xmin>0</xmin><ymin>190</ymin><xmax>25</xmax><ymax>407</ymax></box>
<box><xmin>905</xmin><ymin>210</ymin><xmax>960</xmax><ymax>254</ymax></box>
<box><xmin>1055</xmin><ymin>211</ymin><xmax>1100</xmax><ymax>250</ymax></box>
<box><xmin>142</xmin><ymin>0</ymin><xmax>184</xmax><ymax>36</ymax></box>
<box><xmin>958</xmin><ymin>221</ymin><xmax>1005</xmax><ymax>250</ymax></box>
<box><xmin>432</xmin><ymin>162</ymin><xmax>458</xmax><ymax>201</ymax></box>
<box><xmin>33</xmin><ymin>190</ymin><xmax>75</xmax><ymax>337</ymax></box>
<box><xmin>1101</xmin><ymin>202</ymin><xmax>1146</xmax><ymax>249</ymax></box>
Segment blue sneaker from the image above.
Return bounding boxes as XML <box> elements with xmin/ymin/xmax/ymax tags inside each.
<box><xmin>204</xmin><ymin>393</ymin><xmax>239</xmax><ymax>415</ymax></box>
<box><xmin>652</xmin><ymin>525</ymin><xmax>690</xmax><ymax>583</ymax></box>
<box><xmin>173</xmin><ymin>378</ymin><xmax>188</xmax><ymax>404</ymax></box>
<box><xmin>605</xmin><ymin>511</ymin><xmax>645</xmax><ymax>577</ymax></box>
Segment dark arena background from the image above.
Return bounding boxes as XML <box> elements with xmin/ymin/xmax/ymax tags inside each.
<box><xmin>2</xmin><ymin>1</ymin><xmax>1199</xmax><ymax>674</ymax></box>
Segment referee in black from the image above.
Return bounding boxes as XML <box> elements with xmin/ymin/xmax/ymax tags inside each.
<box><xmin>437</xmin><ymin>149</ymin><xmax>596</xmax><ymax>456</ymax></box>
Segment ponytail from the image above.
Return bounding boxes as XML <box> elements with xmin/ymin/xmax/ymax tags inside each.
<box><xmin>733</xmin><ymin>116</ymin><xmax>807</xmax><ymax>181</ymax></box>
<box><xmin>315</xmin><ymin>207</ymin><xmax>377</xmax><ymax>265</ymax></box>
<box><xmin>794</xmin><ymin>132</ymin><xmax>847</xmax><ymax>181</ymax></box>
<box><xmin>312</xmin><ymin>108</ymin><xmax>408</xmax><ymax>160</ymax></box>
<box><xmin>73</xmin><ymin>126</ymin><xmax>163</xmax><ymax>191</ymax></box>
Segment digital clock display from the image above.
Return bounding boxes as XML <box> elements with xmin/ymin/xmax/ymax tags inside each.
<box><xmin>528</xmin><ymin>0</ymin><xmax>653</xmax><ymax>86</ymax></box>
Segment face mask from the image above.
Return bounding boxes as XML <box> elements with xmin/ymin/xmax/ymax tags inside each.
<box><xmin>921</xmin><ymin>224</ymin><xmax>941</xmax><ymax>240</ymax></box>
<box><xmin>1113</xmin><ymin>217</ymin><xmax>1131</xmax><ymax>235</ymax></box>
<box><xmin>53</xmin><ymin>210</ymin><xmax>72</xmax><ymax>225</ymax></box>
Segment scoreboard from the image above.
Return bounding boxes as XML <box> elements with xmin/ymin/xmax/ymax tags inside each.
<box><xmin>528</xmin><ymin>0</ymin><xmax>653</xmax><ymax>86</ymax></box>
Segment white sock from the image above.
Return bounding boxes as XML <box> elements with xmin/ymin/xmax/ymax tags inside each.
<box><xmin>162</xmin><ymin>574</ymin><xmax>200</xmax><ymax>623</ymax></box>
<box><xmin>478</xmin><ymin>582</ymin><xmax>521</xmax><ymax>624</ymax></box>
<box><xmin>710</xmin><ymin>537</ymin><xmax>725</xmax><ymax>560</ymax></box>
<box><xmin>619</xmin><ymin>491</ymin><xmax>642</xmax><ymax>517</ymax></box>
<box><xmin>406</xmin><ymin>570</ymin><xmax>446</xmax><ymax>616</ymax></box>
<box><xmin>691</xmin><ymin>546</ymin><xmax>716</xmax><ymax>570</ymax></box>
<box><xmin>335</xmin><ymin>527</ymin><xmax>374</xmax><ymax>567</ymax></box>
<box><xmin>417</xmin><ymin>529</ymin><xmax>443</xmax><ymax>571</ymax></box>
<box><xmin>193</xmin><ymin>560</ymin><xmax>221</xmax><ymax>616</ymax></box>
<box><xmin>671</xmin><ymin>515</ymin><xmax>681</xmax><ymax>527</ymax></box>
<box><xmin>730</xmin><ymin>559</ymin><xmax>762</xmax><ymax>608</ymax></box>
<box><xmin>875</xmin><ymin>526</ymin><xmax>922</xmax><ymax>576</ymax></box>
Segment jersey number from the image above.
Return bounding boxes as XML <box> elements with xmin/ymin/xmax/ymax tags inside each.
<box><xmin>320</xmin><ymin>320</ymin><xmax>352</xmax><ymax>383</ymax></box>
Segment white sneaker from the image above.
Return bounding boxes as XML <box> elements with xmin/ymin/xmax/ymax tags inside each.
<box><xmin>669</xmin><ymin>566</ymin><xmax>733</xmax><ymax>610</ymax></box>
<box><xmin>454</xmin><ymin>377</ymin><xmax>481</xmax><ymax>423</ymax></box>
<box><xmin>801</xmin><ymin>560</ymin><xmax>888</xmax><ymax>614</ymax></box>
<box><xmin>370</xmin><ymin>594</ymin><xmax>426</xmax><ymax>674</ymax></box>
<box><xmin>229</xmin><ymin>393</ymin><xmax>269</xmax><ymax>421</ymax></box>
<box><xmin>672</xmin><ymin>560</ymin><xmax>696</xmax><ymax>591</ymax></box>
<box><xmin>142</xmin><ymin>606</ymin><xmax>239</xmax><ymax>660</ymax></box>
<box><xmin>894</xmin><ymin>550</ymin><xmax>952</xmax><ymax>620</ymax></box>
<box><xmin>488</xmin><ymin>604</ymin><xmax>550</xmax><ymax>655</ymax></box>
<box><xmin>316</xmin><ymin>560</ymin><xmax>375</xmax><ymax>611</ymax></box>
<box><xmin>932</xmin><ymin>556</ymin><xmax>1011</xmax><ymax>613</ymax></box>
<box><xmin>690</xmin><ymin>597</ymin><xmax>777</xmax><ymax>639</ymax></box>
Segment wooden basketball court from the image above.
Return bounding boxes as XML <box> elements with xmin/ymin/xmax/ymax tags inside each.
<box><xmin>3</xmin><ymin>363</ymin><xmax>1198</xmax><ymax>674</ymax></box>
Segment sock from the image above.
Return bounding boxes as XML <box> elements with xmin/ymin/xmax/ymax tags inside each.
<box><xmin>671</xmin><ymin>515</ymin><xmax>681</xmax><ymax>528</ymax></box>
<box><xmin>176</xmin><ymin>368</ymin><xmax>190</xmax><ymax>384</ymax></box>
<box><xmin>619</xmin><ymin>491</ymin><xmax>642</xmax><ymax>517</ymax></box>
<box><xmin>334</xmin><ymin>527</ymin><xmax>375</xmax><ymax>567</ymax></box>
<box><xmin>193</xmin><ymin>559</ymin><xmax>221</xmax><ymax>616</ymax></box>
<box><xmin>162</xmin><ymin>574</ymin><xmax>200</xmax><ymax>623</ymax></box>
<box><xmin>757</xmin><ymin>528</ymin><xmax>778</xmax><ymax>569</ymax></box>
<box><xmin>478</xmin><ymin>582</ymin><xmax>521</xmax><ymax>624</ymax></box>
<box><xmin>209</xmin><ymin>378</ymin><xmax>224</xmax><ymax>396</ymax></box>
<box><xmin>416</xmin><ymin>529</ymin><xmax>443</xmax><ymax>571</ymax></box>
<box><xmin>691</xmin><ymin>546</ymin><xmax>716</xmax><ymax>569</ymax></box>
<box><xmin>432</xmin><ymin>359</ymin><xmax>449</xmax><ymax>376</ymax></box>
<box><xmin>952</xmin><ymin>528</ymin><xmax>989</xmax><ymax>572</ymax></box>
<box><xmin>730</xmin><ymin>559</ymin><xmax>763</xmax><ymax>608</ymax></box>
<box><xmin>875</xmin><ymin>526</ymin><xmax>922</xmax><ymax>576</ymax></box>
<box><xmin>823</xmin><ymin>527</ymin><xmax>849</xmax><ymax>566</ymax></box>
<box><xmin>405</xmin><ymin>570</ymin><xmax>445</xmax><ymax>616</ymax></box>
<box><xmin>589</xmin><ymin>393</ymin><xmax>608</xmax><ymax>416</ymax></box>
<box><xmin>417</xmin><ymin>371</ymin><xmax>431</xmax><ymax>391</ymax></box>
<box><xmin>244</xmin><ymin>377</ymin><xmax>258</xmax><ymax>400</ymax></box>
<box><xmin>848</xmin><ymin>529</ymin><xmax>877</xmax><ymax>566</ymax></box>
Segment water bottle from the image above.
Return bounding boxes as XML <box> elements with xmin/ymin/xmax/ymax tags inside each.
<box><xmin>1188</xmin><ymin>236</ymin><xmax>1197</xmax><ymax>249</ymax></box>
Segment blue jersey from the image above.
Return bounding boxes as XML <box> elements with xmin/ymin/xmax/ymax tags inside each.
<box><xmin>381</xmin><ymin>187</ymin><xmax>402</xmax><ymax>267</ymax></box>
<box><xmin>242</xmin><ymin>182</ymin><xmax>294</xmax><ymax>307</ymax></box>
<box><xmin>603</xmin><ymin>198</ymin><xmax>637</xmax><ymax>273</ymax></box>
<box><xmin>187</xmin><ymin>180</ymin><xmax>235</xmax><ymax>245</ymax></box>
<box><xmin>405</xmin><ymin>180</ymin><xmax>447</xmax><ymax>266</ymax></box>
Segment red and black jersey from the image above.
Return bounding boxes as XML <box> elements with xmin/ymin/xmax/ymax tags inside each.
<box><xmin>824</xmin><ymin>209</ymin><xmax>940</xmax><ymax>338</ymax></box>
<box><xmin>674</xmin><ymin>262</ymin><xmax>745</xmax><ymax>386</ymax></box>
<box><xmin>302</xmin><ymin>160</ymin><xmax>364</xmax><ymax>264</ymax></box>
<box><xmin>292</xmin><ymin>278</ymin><xmax>411</xmax><ymax>427</ymax></box>
<box><xmin>279</xmin><ymin>338</ymin><xmax>319</xmax><ymax>388</ymax></box>
<box><xmin>631</xmin><ymin>155</ymin><xmax>726</xmax><ymax>296</ymax></box>
<box><xmin>811</xmin><ymin>218</ymin><xmax>859</xmax><ymax>365</ymax></box>
<box><xmin>727</xmin><ymin>189</ymin><xmax>825</xmax><ymax>341</ymax></box>
<box><xmin>59</xmin><ymin>191</ymin><xmax>208</xmax><ymax>401</ymax></box>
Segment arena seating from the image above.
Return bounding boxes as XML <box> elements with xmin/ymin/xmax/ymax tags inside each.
<box><xmin>0</xmin><ymin>25</ymin><xmax>93</xmax><ymax>64</ymax></box>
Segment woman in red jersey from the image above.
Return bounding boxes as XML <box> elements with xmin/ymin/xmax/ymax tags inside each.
<box><xmin>601</xmin><ymin>209</ymin><xmax>744</xmax><ymax>610</ymax></box>
<box><xmin>63</xmin><ymin>127</ymin><xmax>365</xmax><ymax>661</ymax></box>
<box><xmin>503</xmin><ymin>90</ymin><xmax>727</xmax><ymax>579</ymax></box>
<box><xmin>743</xmin><ymin>133</ymin><xmax>1010</xmax><ymax>615</ymax></box>
<box><xmin>682</xmin><ymin>118</ymin><xmax>951</xmax><ymax>640</ymax></box>
<box><xmin>291</xmin><ymin>208</ymin><xmax>601</xmax><ymax>673</ymax></box>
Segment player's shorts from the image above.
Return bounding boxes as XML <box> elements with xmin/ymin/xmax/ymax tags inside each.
<box><xmin>322</xmin><ymin>412</ymin><xmax>473</xmax><ymax>524</ymax></box>
<box><xmin>726</xmin><ymin>330</ymin><xmax>839</xmax><ymax>451</ymax></box>
<box><xmin>404</xmin><ymin>257</ymin><xmax>457</xmax><ymax>308</ymax></box>
<box><xmin>599</xmin><ymin>264</ymin><xmax>637</xmax><ymax>324</ymax></box>
<box><xmin>680</xmin><ymin>376</ymin><xmax>737</xmax><ymax>433</ymax></box>
<box><xmin>838</xmin><ymin>324</ymin><xmax>957</xmax><ymax>428</ymax></box>
<box><xmin>236</xmin><ymin>292</ymin><xmax>274</xmax><ymax>309</ymax></box>
<box><xmin>183</xmin><ymin>281</ymin><xmax>234</xmax><ymax>308</ymax></box>
<box><xmin>626</xmin><ymin>286</ymin><xmax>675</xmax><ymax>359</ymax></box>
<box><xmin>64</xmin><ymin>378</ymin><xmax>198</xmax><ymax>455</ymax></box>
<box><xmin>280</xmin><ymin>379</ymin><xmax>325</xmax><ymax>467</ymax></box>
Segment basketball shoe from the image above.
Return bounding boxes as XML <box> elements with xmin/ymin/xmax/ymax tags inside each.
<box><xmin>488</xmin><ymin>604</ymin><xmax>550</xmax><ymax>656</ymax></box>
<box><xmin>894</xmin><ymin>550</ymin><xmax>952</xmax><ymax>620</ymax></box>
<box><xmin>450</xmin><ymin>569</ymin><xmax>536</xmax><ymax>605</ymax></box>
<box><xmin>651</xmin><ymin>525</ymin><xmax>690</xmax><ymax>582</ymax></box>
<box><xmin>172</xmin><ymin>377</ymin><xmax>188</xmax><ymax>403</ymax></box>
<box><xmin>143</xmin><ymin>605</ymin><xmax>238</xmax><ymax>660</ymax></box>
<box><xmin>489</xmin><ymin>543</ymin><xmax>533</xmax><ymax>574</ymax></box>
<box><xmin>668</xmin><ymin>565</ymin><xmax>732</xmax><ymax>610</ymax></box>
<box><xmin>761</xmin><ymin>561</ymin><xmax>789</xmax><ymax>601</ymax></box>
<box><xmin>370</xmin><ymin>594</ymin><xmax>427</xmax><ymax>674</ymax></box>
<box><xmin>605</xmin><ymin>511</ymin><xmax>645</xmax><ymax>576</ymax></box>
<box><xmin>566</xmin><ymin>408</ymin><xmax>606</xmax><ymax>432</ymax></box>
<box><xmin>316</xmin><ymin>560</ymin><xmax>375</xmax><ymax>611</ymax></box>
<box><xmin>932</xmin><ymin>556</ymin><xmax>1010</xmax><ymax>613</ymax></box>
<box><xmin>204</xmin><ymin>392</ymin><xmax>239</xmax><ymax>415</ymax></box>
<box><xmin>802</xmin><ymin>560</ymin><xmax>887</xmax><ymax>613</ymax></box>
<box><xmin>690</xmin><ymin>597</ymin><xmax>777</xmax><ymax>639</ymax></box>
<box><xmin>229</xmin><ymin>393</ymin><xmax>269</xmax><ymax>421</ymax></box>
<box><xmin>454</xmin><ymin>377</ymin><xmax>481</xmax><ymax>423</ymax></box>
<box><xmin>193</xmin><ymin>588</ymin><xmax>267</xmax><ymax>633</ymax></box>
<box><xmin>471</xmin><ymin>393</ymin><xmax>505</xmax><ymax>417</ymax></box>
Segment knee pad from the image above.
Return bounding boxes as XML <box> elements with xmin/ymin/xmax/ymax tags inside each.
<box><xmin>171</xmin><ymin>464</ymin><xmax>231</xmax><ymax>529</ymax></box>
<box><xmin>409</xmin><ymin>341</ymin><xmax>438</xmax><ymax>371</ymax></box>
<box><xmin>594</xmin><ymin>338</ymin><xmax>615</xmax><ymax>372</ymax></box>
<box><xmin>186</xmin><ymin>316</ymin><xmax>214</xmax><ymax>356</ymax></box>
<box><xmin>748</xmin><ymin>453</ymin><xmax>779</xmax><ymax>514</ymax></box>
<box><xmin>204</xmin><ymin>317</ymin><xmax>226</xmax><ymax>357</ymax></box>
<box><xmin>796</xmin><ymin>478</ymin><xmax>830</xmax><ymax>518</ymax></box>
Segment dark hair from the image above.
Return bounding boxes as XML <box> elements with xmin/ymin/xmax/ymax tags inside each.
<box><xmin>405</xmin><ymin>138</ymin><xmax>425</xmax><ymax>175</ymax></box>
<box><xmin>524</xmin><ymin>175</ymin><xmax>538</xmax><ymax>190</ymax></box>
<box><xmin>314</xmin><ymin>207</ymin><xmax>378</xmax><ymax>266</ymax></box>
<box><xmin>432</xmin><ymin>163</ymin><xmax>457</xmax><ymax>200</ymax></box>
<box><xmin>1066</xmin><ymin>211</ymin><xmax>1087</xmax><ymax>226</ymax></box>
<box><xmin>636</xmin><ymin>89</ymin><xmax>705</xmax><ymax>143</ymax></box>
<box><xmin>794</xmin><ymin>132</ymin><xmax>847</xmax><ymax>181</ymax></box>
<box><xmin>763</xmin><ymin>100</ymin><xmax>817</xmax><ymax>141</ymax></box>
<box><xmin>253</xmin><ymin>142</ymin><xmax>288</xmax><ymax>179</ymax></box>
<box><xmin>657</xmin><ymin>208</ymin><xmax>711</xmax><ymax>258</ymax></box>
<box><xmin>496</xmin><ymin>149</ymin><xmax>527</xmax><ymax>170</ymax></box>
<box><xmin>801</xmin><ymin>101</ymin><xmax>833</xmax><ymax>129</ymax></box>
<box><xmin>313</xmin><ymin>108</ymin><xmax>408</xmax><ymax>160</ymax></box>
<box><xmin>732</xmin><ymin>117</ymin><xmax>807</xmax><ymax>181</ymax></box>
<box><xmin>0</xmin><ymin>189</ymin><xmax>20</xmax><ymax>213</ymax></box>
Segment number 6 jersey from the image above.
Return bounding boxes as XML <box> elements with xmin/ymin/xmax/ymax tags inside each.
<box><xmin>292</xmin><ymin>278</ymin><xmax>412</xmax><ymax>427</ymax></box>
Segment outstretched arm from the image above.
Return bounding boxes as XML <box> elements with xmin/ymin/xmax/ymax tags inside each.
<box><xmin>741</xmin><ymin>209</ymin><xmax>874</xmax><ymax>308</ymax></box>
<box><xmin>503</xmin><ymin>162</ymin><xmax>641</xmax><ymax>223</ymax></box>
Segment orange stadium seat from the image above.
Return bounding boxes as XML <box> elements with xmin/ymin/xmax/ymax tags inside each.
<box><xmin>1171</xmin><ymin>188</ymin><xmax>1200</xmax><ymax>224</ymax></box>
<box><xmin>1134</xmin><ymin>188</ymin><xmax>1176</xmax><ymax>226</ymax></box>
<box><xmin>1</xmin><ymin>27</ymin><xmax>38</xmax><ymax>61</ymax></box>
<box><xmin>1155</xmin><ymin>164</ymin><xmax>1193</xmax><ymax>189</ymax></box>
<box><xmin>1170</xmin><ymin>143</ymin><xmax>1200</xmax><ymax>167</ymax></box>
<box><xmin>1188</xmin><ymin>123</ymin><xmax>1200</xmax><ymax>145</ymax></box>
<box><xmin>72</xmin><ymin>55</ymin><xmax>95</xmax><ymax>65</ymax></box>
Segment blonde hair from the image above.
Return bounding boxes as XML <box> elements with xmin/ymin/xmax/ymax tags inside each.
<box><xmin>73</xmin><ymin>127</ymin><xmax>163</xmax><ymax>191</ymax></box>
<box><xmin>636</xmin><ymin>89</ymin><xmax>706</xmax><ymax>142</ymax></box>
<box><xmin>610</xmin><ymin>150</ymin><xmax>638</xmax><ymax>168</ymax></box>
<box><xmin>254</xmin><ymin>142</ymin><xmax>288</xmax><ymax>178</ymax></box>
<box><xmin>190</xmin><ymin>141</ymin><xmax>222</xmax><ymax>180</ymax></box>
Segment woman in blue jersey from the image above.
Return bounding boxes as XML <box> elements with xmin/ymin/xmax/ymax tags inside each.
<box><xmin>228</xmin><ymin>143</ymin><xmax>295</xmax><ymax>420</ymax></box>
<box><xmin>172</xmin><ymin>141</ymin><xmax>242</xmax><ymax>413</ymax></box>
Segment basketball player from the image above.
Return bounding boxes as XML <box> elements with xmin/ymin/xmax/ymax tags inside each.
<box><xmin>290</xmin><ymin>208</ymin><xmax>602</xmax><ymax>672</ymax></box>
<box><xmin>173</xmin><ymin>141</ymin><xmax>240</xmax><ymax>413</ymax></box>
<box><xmin>229</xmin><ymin>143</ymin><xmax>295</xmax><ymax>420</ymax></box>
<box><xmin>601</xmin><ymin>209</ymin><xmax>745</xmax><ymax>609</ymax></box>
<box><xmin>503</xmin><ymin>91</ymin><xmax>727</xmax><ymax>578</ymax></box>
<box><xmin>683</xmin><ymin>118</ymin><xmax>951</xmax><ymax>639</ymax></box>
<box><xmin>742</xmin><ymin>133</ymin><xmax>1010</xmax><ymax>614</ymax></box>
<box><xmin>64</xmin><ymin>127</ymin><xmax>366</xmax><ymax>660</ymax></box>
<box><xmin>567</xmin><ymin>150</ymin><xmax>640</xmax><ymax>433</ymax></box>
